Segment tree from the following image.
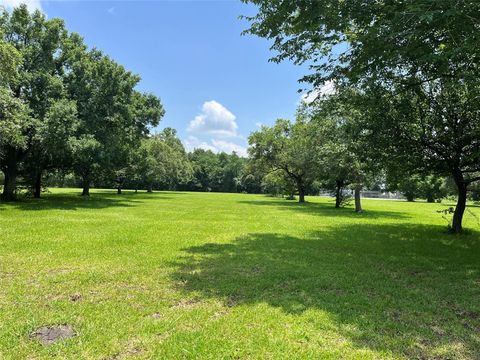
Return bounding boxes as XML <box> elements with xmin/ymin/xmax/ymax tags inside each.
<box><xmin>0</xmin><ymin>37</ymin><xmax>27</xmax><ymax>186</ymax></box>
<box><xmin>0</xmin><ymin>87</ymin><xmax>30</xmax><ymax>200</ymax></box>
<box><xmin>154</xmin><ymin>128</ymin><xmax>192</xmax><ymax>191</ymax></box>
<box><xmin>387</xmin><ymin>173</ymin><xmax>445</xmax><ymax>203</ymax></box>
<box><xmin>239</xmin><ymin>165</ymin><xmax>263</xmax><ymax>194</ymax></box>
<box><xmin>307</xmin><ymin>96</ymin><xmax>377</xmax><ymax>211</ymax></box>
<box><xmin>244</xmin><ymin>0</ymin><xmax>480</xmax><ymax>232</ymax></box>
<box><xmin>185</xmin><ymin>150</ymin><xmax>251</xmax><ymax>193</ymax></box>
<box><xmin>0</xmin><ymin>35</ymin><xmax>21</xmax><ymax>82</ymax></box>
<box><xmin>1</xmin><ymin>5</ymin><xmax>164</xmax><ymax>199</ymax></box>
<box><xmin>261</xmin><ymin>171</ymin><xmax>296</xmax><ymax>199</ymax></box>
<box><xmin>135</xmin><ymin>129</ymin><xmax>192</xmax><ymax>192</ymax></box>
<box><xmin>362</xmin><ymin>81</ymin><xmax>479</xmax><ymax>231</ymax></box>
<box><xmin>23</xmin><ymin>99</ymin><xmax>78</xmax><ymax>197</ymax></box>
<box><xmin>248</xmin><ymin>118</ymin><xmax>319</xmax><ymax>203</ymax></box>
<box><xmin>0</xmin><ymin>6</ymin><xmax>68</xmax><ymax>200</ymax></box>
<box><xmin>188</xmin><ymin>149</ymin><xmax>222</xmax><ymax>192</ymax></box>
<box><xmin>64</xmin><ymin>46</ymin><xmax>163</xmax><ymax>196</ymax></box>
<box><xmin>217</xmin><ymin>152</ymin><xmax>245</xmax><ymax>193</ymax></box>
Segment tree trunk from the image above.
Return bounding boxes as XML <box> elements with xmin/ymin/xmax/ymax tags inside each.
<box><xmin>452</xmin><ymin>175</ymin><xmax>467</xmax><ymax>234</ymax></box>
<box><xmin>117</xmin><ymin>182</ymin><xmax>122</xmax><ymax>195</ymax></box>
<box><xmin>147</xmin><ymin>183</ymin><xmax>153</xmax><ymax>193</ymax></box>
<box><xmin>81</xmin><ymin>176</ymin><xmax>90</xmax><ymax>196</ymax></box>
<box><xmin>354</xmin><ymin>185</ymin><xmax>362</xmax><ymax>212</ymax></box>
<box><xmin>1</xmin><ymin>163</ymin><xmax>17</xmax><ymax>201</ymax></box>
<box><xmin>335</xmin><ymin>180</ymin><xmax>343</xmax><ymax>208</ymax></box>
<box><xmin>426</xmin><ymin>195</ymin><xmax>435</xmax><ymax>203</ymax></box>
<box><xmin>297</xmin><ymin>181</ymin><xmax>305</xmax><ymax>203</ymax></box>
<box><xmin>33</xmin><ymin>171</ymin><xmax>42</xmax><ymax>199</ymax></box>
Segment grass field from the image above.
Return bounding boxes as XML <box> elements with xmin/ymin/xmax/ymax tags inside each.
<box><xmin>0</xmin><ymin>189</ymin><xmax>479</xmax><ymax>359</ymax></box>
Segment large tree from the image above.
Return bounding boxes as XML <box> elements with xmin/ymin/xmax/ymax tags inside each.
<box><xmin>0</xmin><ymin>33</ymin><xmax>28</xmax><ymax>199</ymax></box>
<box><xmin>23</xmin><ymin>99</ymin><xmax>78</xmax><ymax>197</ymax></box>
<box><xmin>311</xmin><ymin>93</ymin><xmax>379</xmax><ymax>212</ymax></box>
<box><xmin>64</xmin><ymin>45</ymin><xmax>163</xmax><ymax>196</ymax></box>
<box><xmin>244</xmin><ymin>0</ymin><xmax>480</xmax><ymax>232</ymax></box>
<box><xmin>0</xmin><ymin>6</ymin><xmax>68</xmax><ymax>200</ymax></box>
<box><xmin>0</xmin><ymin>87</ymin><xmax>30</xmax><ymax>200</ymax></box>
<box><xmin>248</xmin><ymin>117</ymin><xmax>320</xmax><ymax>203</ymax></box>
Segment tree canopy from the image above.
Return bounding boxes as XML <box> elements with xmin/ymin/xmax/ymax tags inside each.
<box><xmin>0</xmin><ymin>5</ymin><xmax>164</xmax><ymax>199</ymax></box>
<box><xmin>244</xmin><ymin>0</ymin><xmax>480</xmax><ymax>232</ymax></box>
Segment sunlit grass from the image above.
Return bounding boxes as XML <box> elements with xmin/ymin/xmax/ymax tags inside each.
<box><xmin>0</xmin><ymin>189</ymin><xmax>479</xmax><ymax>359</ymax></box>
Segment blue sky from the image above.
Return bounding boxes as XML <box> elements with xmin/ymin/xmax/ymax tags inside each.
<box><xmin>2</xmin><ymin>0</ymin><xmax>312</xmax><ymax>156</ymax></box>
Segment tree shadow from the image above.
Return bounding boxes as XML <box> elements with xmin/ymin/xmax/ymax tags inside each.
<box><xmin>0</xmin><ymin>191</ymin><xmax>171</xmax><ymax>211</ymax></box>
<box><xmin>237</xmin><ymin>198</ymin><xmax>410</xmax><ymax>220</ymax></box>
<box><xmin>171</xmin><ymin>224</ymin><xmax>480</xmax><ymax>358</ymax></box>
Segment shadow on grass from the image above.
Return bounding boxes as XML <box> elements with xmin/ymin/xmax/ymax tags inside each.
<box><xmin>0</xmin><ymin>191</ymin><xmax>172</xmax><ymax>211</ymax></box>
<box><xmin>171</xmin><ymin>224</ymin><xmax>480</xmax><ymax>358</ymax></box>
<box><xmin>238</xmin><ymin>198</ymin><xmax>410</xmax><ymax>220</ymax></box>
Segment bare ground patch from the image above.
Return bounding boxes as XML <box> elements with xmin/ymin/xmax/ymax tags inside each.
<box><xmin>30</xmin><ymin>324</ymin><xmax>77</xmax><ymax>345</ymax></box>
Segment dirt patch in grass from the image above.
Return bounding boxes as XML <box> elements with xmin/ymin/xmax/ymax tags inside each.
<box><xmin>111</xmin><ymin>347</ymin><xmax>142</xmax><ymax>360</ymax></box>
<box><xmin>172</xmin><ymin>298</ymin><xmax>202</xmax><ymax>309</ymax></box>
<box><xmin>69</xmin><ymin>293</ymin><xmax>82</xmax><ymax>302</ymax></box>
<box><xmin>210</xmin><ymin>309</ymin><xmax>228</xmax><ymax>320</ymax></box>
<box><xmin>31</xmin><ymin>324</ymin><xmax>77</xmax><ymax>345</ymax></box>
<box><xmin>457</xmin><ymin>310</ymin><xmax>479</xmax><ymax>320</ymax></box>
<box><xmin>47</xmin><ymin>268</ymin><xmax>75</xmax><ymax>276</ymax></box>
<box><xmin>0</xmin><ymin>271</ymin><xmax>16</xmax><ymax>280</ymax></box>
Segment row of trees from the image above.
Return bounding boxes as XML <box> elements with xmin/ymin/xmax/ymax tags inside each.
<box><xmin>0</xmin><ymin>6</ymin><xmax>164</xmax><ymax>200</ymax></box>
<box><xmin>248</xmin><ymin>101</ymin><xmax>458</xmax><ymax>209</ymax></box>
<box><xmin>0</xmin><ymin>6</ymin><xmax>259</xmax><ymax>199</ymax></box>
<box><xmin>248</xmin><ymin>101</ymin><xmax>379</xmax><ymax>212</ymax></box>
<box><xmin>29</xmin><ymin>128</ymin><xmax>262</xmax><ymax>196</ymax></box>
<box><xmin>243</xmin><ymin>0</ymin><xmax>480</xmax><ymax>233</ymax></box>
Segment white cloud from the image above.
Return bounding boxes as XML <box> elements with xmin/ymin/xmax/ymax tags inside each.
<box><xmin>185</xmin><ymin>100</ymin><xmax>247</xmax><ymax>157</ymax></box>
<box><xmin>187</xmin><ymin>100</ymin><xmax>238</xmax><ymax>138</ymax></box>
<box><xmin>211</xmin><ymin>139</ymin><xmax>247</xmax><ymax>157</ymax></box>
<box><xmin>300</xmin><ymin>80</ymin><xmax>336</xmax><ymax>104</ymax></box>
<box><xmin>184</xmin><ymin>136</ymin><xmax>218</xmax><ymax>153</ymax></box>
<box><xmin>184</xmin><ymin>136</ymin><xmax>247</xmax><ymax>157</ymax></box>
<box><xmin>1</xmin><ymin>0</ymin><xmax>42</xmax><ymax>12</ymax></box>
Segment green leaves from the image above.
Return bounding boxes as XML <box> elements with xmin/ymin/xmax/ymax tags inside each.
<box><xmin>0</xmin><ymin>5</ymin><xmax>165</xmax><ymax>197</ymax></box>
<box><xmin>245</xmin><ymin>0</ymin><xmax>480</xmax><ymax>88</ymax></box>
<box><xmin>0</xmin><ymin>87</ymin><xmax>30</xmax><ymax>151</ymax></box>
<box><xmin>0</xmin><ymin>37</ymin><xmax>21</xmax><ymax>84</ymax></box>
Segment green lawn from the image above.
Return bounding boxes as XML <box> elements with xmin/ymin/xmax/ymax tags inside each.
<box><xmin>0</xmin><ymin>190</ymin><xmax>479</xmax><ymax>359</ymax></box>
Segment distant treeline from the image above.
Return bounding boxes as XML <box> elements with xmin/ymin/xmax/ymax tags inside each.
<box><xmin>40</xmin><ymin>138</ymin><xmax>265</xmax><ymax>195</ymax></box>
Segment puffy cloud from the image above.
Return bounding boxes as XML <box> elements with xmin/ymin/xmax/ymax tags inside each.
<box><xmin>211</xmin><ymin>139</ymin><xmax>247</xmax><ymax>157</ymax></box>
<box><xmin>185</xmin><ymin>100</ymin><xmax>247</xmax><ymax>157</ymax></box>
<box><xmin>187</xmin><ymin>100</ymin><xmax>238</xmax><ymax>138</ymax></box>
<box><xmin>1</xmin><ymin>0</ymin><xmax>42</xmax><ymax>12</ymax></box>
<box><xmin>184</xmin><ymin>136</ymin><xmax>218</xmax><ymax>153</ymax></box>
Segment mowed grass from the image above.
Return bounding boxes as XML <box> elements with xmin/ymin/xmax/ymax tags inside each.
<box><xmin>0</xmin><ymin>189</ymin><xmax>479</xmax><ymax>359</ymax></box>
